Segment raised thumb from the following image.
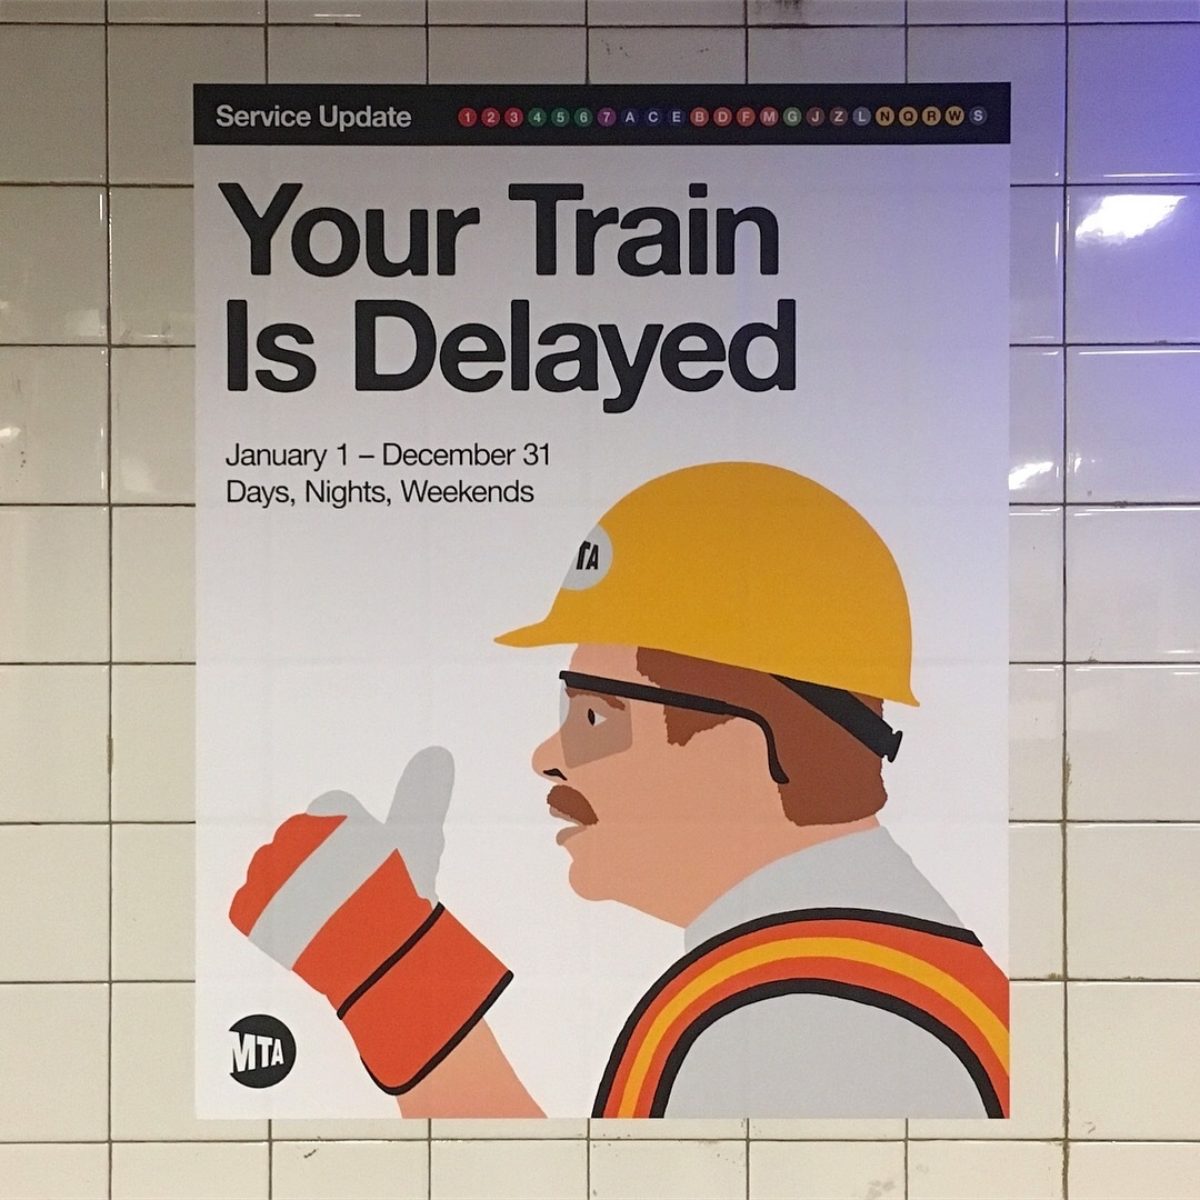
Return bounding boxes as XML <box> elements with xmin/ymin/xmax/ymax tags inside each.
<box><xmin>387</xmin><ymin>746</ymin><xmax>455</xmax><ymax>828</ymax></box>
<box><xmin>385</xmin><ymin>746</ymin><xmax>454</xmax><ymax>901</ymax></box>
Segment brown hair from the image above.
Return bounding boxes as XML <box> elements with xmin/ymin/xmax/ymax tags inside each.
<box><xmin>636</xmin><ymin>647</ymin><xmax>887</xmax><ymax>826</ymax></box>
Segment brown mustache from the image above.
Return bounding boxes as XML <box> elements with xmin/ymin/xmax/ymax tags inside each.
<box><xmin>547</xmin><ymin>785</ymin><xmax>598</xmax><ymax>826</ymax></box>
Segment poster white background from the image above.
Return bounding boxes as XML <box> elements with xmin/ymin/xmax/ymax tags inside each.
<box><xmin>195</xmin><ymin>143</ymin><xmax>1009</xmax><ymax>1117</ymax></box>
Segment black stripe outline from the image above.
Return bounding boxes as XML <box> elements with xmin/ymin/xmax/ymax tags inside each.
<box><xmin>336</xmin><ymin>902</ymin><xmax>446</xmax><ymax>1019</ymax></box>
<box><xmin>649</xmin><ymin>978</ymin><xmax>1005</xmax><ymax>1119</ymax></box>
<box><xmin>361</xmin><ymin>970</ymin><xmax>514</xmax><ymax>1096</ymax></box>
<box><xmin>592</xmin><ymin>907</ymin><xmax>985</xmax><ymax>1116</ymax></box>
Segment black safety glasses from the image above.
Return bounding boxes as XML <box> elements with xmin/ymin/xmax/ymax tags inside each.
<box><xmin>559</xmin><ymin>670</ymin><xmax>903</xmax><ymax>788</ymax></box>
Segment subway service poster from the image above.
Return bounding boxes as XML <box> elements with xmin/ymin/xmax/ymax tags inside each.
<box><xmin>194</xmin><ymin>84</ymin><xmax>1012</xmax><ymax>1120</ymax></box>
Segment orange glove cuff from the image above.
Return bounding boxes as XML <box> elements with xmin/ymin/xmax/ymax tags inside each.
<box><xmin>339</xmin><ymin>904</ymin><xmax>513</xmax><ymax>1093</ymax></box>
<box><xmin>285</xmin><ymin>851</ymin><xmax>510</xmax><ymax>1093</ymax></box>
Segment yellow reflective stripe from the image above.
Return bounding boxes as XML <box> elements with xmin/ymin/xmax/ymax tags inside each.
<box><xmin>617</xmin><ymin>936</ymin><xmax>1008</xmax><ymax>1117</ymax></box>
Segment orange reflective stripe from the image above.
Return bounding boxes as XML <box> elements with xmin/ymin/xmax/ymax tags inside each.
<box><xmin>593</xmin><ymin>911</ymin><xmax>1009</xmax><ymax>1119</ymax></box>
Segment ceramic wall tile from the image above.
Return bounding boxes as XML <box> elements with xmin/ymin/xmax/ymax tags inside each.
<box><xmin>1066</xmin><ymin>506</ymin><xmax>1200</xmax><ymax>662</ymax></box>
<box><xmin>0</xmin><ymin>0</ymin><xmax>103</xmax><ymax>18</ymax></box>
<box><xmin>0</xmin><ymin>666</ymin><xmax>108</xmax><ymax>822</ymax></box>
<box><xmin>0</xmin><ymin>983</ymin><xmax>108</xmax><ymax>1141</ymax></box>
<box><xmin>112</xmin><ymin>506</ymin><xmax>195</xmax><ymax>663</ymax></box>
<box><xmin>748</xmin><ymin>0</ymin><xmax>905</xmax><ymax>22</ymax></box>
<box><xmin>111</xmin><ymin>349</ymin><xmax>194</xmax><ymax>504</ymax></box>
<box><xmin>0</xmin><ymin>825</ymin><xmax>107</xmax><ymax>980</ymax></box>
<box><xmin>1068</xmin><ymin>1142</ymin><xmax>1200</xmax><ymax>1200</ymax></box>
<box><xmin>1010</xmin><ymin>665</ymin><xmax>1063</xmax><ymax>820</ymax></box>
<box><xmin>268</xmin><ymin>0</ymin><xmax>423</xmax><ymax>21</ymax></box>
<box><xmin>748</xmin><ymin>26</ymin><xmax>905</xmax><ymax>82</ymax></box>
<box><xmin>747</xmin><ymin>1117</ymin><xmax>905</xmax><ymax>1139</ymax></box>
<box><xmin>430</xmin><ymin>1140</ymin><xmax>587</xmax><ymax>1200</ymax></box>
<box><xmin>911</xmin><ymin>0</ymin><xmax>1063</xmax><ymax>18</ymax></box>
<box><xmin>112</xmin><ymin>824</ymin><xmax>194</xmax><ymax>980</ymax></box>
<box><xmin>1069</xmin><ymin>982</ymin><xmax>1200</xmax><ymax>1138</ymax></box>
<box><xmin>592</xmin><ymin>1118</ymin><xmax>746</xmax><ymax>1140</ymax></box>
<box><xmin>1067</xmin><ymin>665</ymin><xmax>1200</xmax><ymax>820</ymax></box>
<box><xmin>431</xmin><ymin>0</ymin><xmax>585</xmax><ymax>21</ymax></box>
<box><xmin>749</xmin><ymin>1139</ymin><xmax>905</xmax><ymax>1200</ymax></box>
<box><xmin>273</xmin><ymin>1142</ymin><xmax>425</xmax><ymax>1199</ymax></box>
<box><xmin>433</xmin><ymin>1118</ymin><xmax>586</xmax><ymax>1138</ymax></box>
<box><xmin>1068</xmin><ymin>823</ymin><xmax>1200</xmax><ymax>979</ymax></box>
<box><xmin>0</xmin><ymin>506</ymin><xmax>108</xmax><ymax>662</ymax></box>
<box><xmin>0</xmin><ymin>348</ymin><xmax>106</xmax><ymax>503</ymax></box>
<box><xmin>909</xmin><ymin>24</ymin><xmax>1065</xmax><ymax>183</ymax></box>
<box><xmin>0</xmin><ymin>188</ymin><xmax>106</xmax><ymax>344</ymax></box>
<box><xmin>428</xmin><ymin>26</ymin><xmax>586</xmax><ymax>82</ymax></box>
<box><xmin>1069</xmin><ymin>25</ymin><xmax>1200</xmax><ymax>184</ymax></box>
<box><xmin>110</xmin><ymin>0</ymin><xmax>265</xmax><ymax>19</ymax></box>
<box><xmin>111</xmin><ymin>665</ymin><xmax>195</xmax><ymax>821</ymax></box>
<box><xmin>0</xmin><ymin>26</ymin><xmax>105</xmax><ymax>182</ymax></box>
<box><xmin>0</xmin><ymin>1145</ymin><xmax>107</xmax><ymax>1200</ymax></box>
<box><xmin>1067</xmin><ymin>187</ymin><xmax>1200</xmax><ymax>345</ymax></box>
<box><xmin>1011</xmin><ymin>348</ymin><xmax>1064</xmax><ymax>503</ymax></box>
<box><xmin>267</xmin><ymin>26</ymin><xmax>426</xmax><ymax>84</ymax></box>
<box><xmin>269</xmin><ymin>1117</ymin><xmax>428</xmax><ymax>1140</ymax></box>
<box><xmin>1011</xmin><ymin>823</ymin><xmax>1063</xmax><ymax>979</ymax></box>
<box><xmin>110</xmin><ymin>189</ymin><xmax>194</xmax><ymax>346</ymax></box>
<box><xmin>111</xmin><ymin>1143</ymin><xmax>269</xmax><ymax>1200</ymax></box>
<box><xmin>1010</xmin><ymin>507</ymin><xmax>1064</xmax><ymax>663</ymax></box>
<box><xmin>108</xmin><ymin>25</ymin><xmax>264</xmax><ymax>184</ymax></box>
<box><xmin>908</xmin><ymin>1140</ymin><xmax>1063</xmax><ymax>1199</ymax></box>
<box><xmin>588</xmin><ymin>1139</ymin><xmax>746</xmax><ymax>1200</ymax></box>
<box><xmin>1068</xmin><ymin>347</ymin><xmax>1200</xmax><ymax>503</ymax></box>
<box><xmin>1070</xmin><ymin>0</ymin><xmax>1200</xmax><ymax>15</ymax></box>
<box><xmin>591</xmin><ymin>26</ymin><xmax>745</xmax><ymax>83</ymax></box>
<box><xmin>1011</xmin><ymin>187</ymin><xmax>1064</xmax><ymax>345</ymax></box>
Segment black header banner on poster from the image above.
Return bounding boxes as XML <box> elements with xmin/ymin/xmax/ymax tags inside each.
<box><xmin>195</xmin><ymin>83</ymin><xmax>1011</xmax><ymax>147</ymax></box>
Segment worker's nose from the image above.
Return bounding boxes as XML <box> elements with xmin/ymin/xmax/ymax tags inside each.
<box><xmin>532</xmin><ymin>730</ymin><xmax>566</xmax><ymax>780</ymax></box>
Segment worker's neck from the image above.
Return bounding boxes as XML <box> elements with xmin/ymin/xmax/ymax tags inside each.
<box><xmin>663</xmin><ymin>814</ymin><xmax>880</xmax><ymax>929</ymax></box>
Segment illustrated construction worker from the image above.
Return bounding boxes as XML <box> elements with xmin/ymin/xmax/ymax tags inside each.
<box><xmin>231</xmin><ymin>462</ymin><xmax>1009</xmax><ymax>1118</ymax></box>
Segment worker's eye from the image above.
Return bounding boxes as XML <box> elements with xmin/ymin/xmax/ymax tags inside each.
<box><xmin>587</xmin><ymin>707</ymin><xmax>606</xmax><ymax>728</ymax></box>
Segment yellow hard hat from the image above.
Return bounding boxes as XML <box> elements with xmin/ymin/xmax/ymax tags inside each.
<box><xmin>496</xmin><ymin>461</ymin><xmax>917</xmax><ymax>706</ymax></box>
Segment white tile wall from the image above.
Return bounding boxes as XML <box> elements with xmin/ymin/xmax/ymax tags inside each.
<box><xmin>908</xmin><ymin>1139</ymin><xmax>1064</xmax><ymax>1199</ymax></box>
<box><xmin>0</xmin><ymin>1144</ymin><xmax>108</xmax><ymax>1200</ymax></box>
<box><xmin>1068</xmin><ymin>983</ymin><xmax>1200</xmax><ymax>1140</ymax></box>
<box><xmin>589</xmin><ymin>1139</ymin><xmax>746</xmax><ymax>1200</ymax></box>
<box><xmin>1066</xmin><ymin>665</ymin><xmax>1200</xmax><ymax>820</ymax></box>
<box><xmin>747</xmin><ymin>25</ymin><xmax>906</xmax><ymax>82</ymax></box>
<box><xmin>110</xmin><ymin>1142</ymin><xmax>268</xmax><ymax>1200</ymax></box>
<box><xmin>749</xmin><ymin>0</ymin><xmax>905</xmax><ymax>24</ymax></box>
<box><xmin>0</xmin><ymin>347</ymin><xmax>108</xmax><ymax>503</ymax></box>
<box><xmin>273</xmin><ymin>1140</ymin><xmax>427</xmax><ymax>1199</ymax></box>
<box><xmin>0</xmin><ymin>825</ymin><xmax>109</xmax><ymax>980</ymax></box>
<box><xmin>2</xmin><ymin>5</ymin><xmax>1196</xmax><ymax>1197</ymax></box>
<box><xmin>0</xmin><ymin>188</ymin><xmax>107</xmax><ymax>343</ymax></box>
<box><xmin>1068</xmin><ymin>348</ymin><xmax>1200</xmax><ymax>503</ymax></box>
<box><xmin>748</xmin><ymin>1138</ymin><xmax>905</xmax><ymax>1199</ymax></box>
<box><xmin>0</xmin><ymin>665</ymin><xmax>109</xmax><ymax>821</ymax></box>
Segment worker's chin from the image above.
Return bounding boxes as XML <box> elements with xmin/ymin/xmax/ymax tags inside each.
<box><xmin>563</xmin><ymin>831</ymin><xmax>612</xmax><ymax>901</ymax></box>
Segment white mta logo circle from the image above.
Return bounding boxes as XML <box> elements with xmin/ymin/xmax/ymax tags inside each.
<box><xmin>229</xmin><ymin>1014</ymin><xmax>296</xmax><ymax>1088</ymax></box>
<box><xmin>561</xmin><ymin>525</ymin><xmax>612</xmax><ymax>591</ymax></box>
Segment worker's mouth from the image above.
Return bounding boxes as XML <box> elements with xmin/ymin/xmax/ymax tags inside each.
<box><xmin>547</xmin><ymin>785</ymin><xmax>598</xmax><ymax>844</ymax></box>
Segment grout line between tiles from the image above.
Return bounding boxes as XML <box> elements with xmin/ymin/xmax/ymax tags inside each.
<box><xmin>1061</xmin><ymin>18</ymin><xmax>1072</xmax><ymax>1195</ymax></box>
<box><xmin>102</xmin><ymin>3</ymin><xmax>114</xmax><ymax>1195</ymax></box>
